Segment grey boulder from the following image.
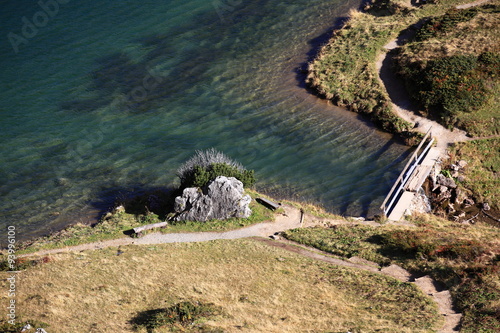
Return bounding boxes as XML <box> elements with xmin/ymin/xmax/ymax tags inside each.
<box><xmin>174</xmin><ymin>176</ymin><xmax>252</xmax><ymax>222</ymax></box>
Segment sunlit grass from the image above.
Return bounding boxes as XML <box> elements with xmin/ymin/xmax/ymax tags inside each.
<box><xmin>0</xmin><ymin>239</ymin><xmax>440</xmax><ymax>332</ymax></box>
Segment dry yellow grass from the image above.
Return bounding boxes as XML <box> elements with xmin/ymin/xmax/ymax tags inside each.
<box><xmin>1</xmin><ymin>239</ymin><xmax>439</xmax><ymax>332</ymax></box>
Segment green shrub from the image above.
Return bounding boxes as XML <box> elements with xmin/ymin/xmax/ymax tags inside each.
<box><xmin>178</xmin><ymin>149</ymin><xmax>255</xmax><ymax>189</ymax></box>
<box><xmin>416</xmin><ymin>8</ymin><xmax>479</xmax><ymax>41</ymax></box>
<box><xmin>131</xmin><ymin>301</ymin><xmax>224</xmax><ymax>332</ymax></box>
<box><xmin>398</xmin><ymin>54</ymin><xmax>489</xmax><ymax>126</ymax></box>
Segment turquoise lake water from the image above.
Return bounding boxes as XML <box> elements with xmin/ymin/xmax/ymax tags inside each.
<box><xmin>0</xmin><ymin>0</ymin><xmax>411</xmax><ymax>241</ymax></box>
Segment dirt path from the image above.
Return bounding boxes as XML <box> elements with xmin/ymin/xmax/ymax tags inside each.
<box><xmin>20</xmin><ymin>205</ymin><xmax>405</xmax><ymax>257</ymax></box>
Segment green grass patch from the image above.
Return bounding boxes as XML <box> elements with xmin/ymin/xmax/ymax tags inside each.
<box><xmin>307</xmin><ymin>8</ymin><xmax>413</xmax><ymax>138</ymax></box>
<box><xmin>283</xmin><ymin>225</ymin><xmax>389</xmax><ymax>264</ymax></box>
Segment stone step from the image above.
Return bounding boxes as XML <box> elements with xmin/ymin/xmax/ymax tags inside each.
<box><xmin>380</xmin><ymin>264</ymin><xmax>412</xmax><ymax>282</ymax></box>
<box><xmin>438</xmin><ymin>313</ymin><xmax>462</xmax><ymax>332</ymax></box>
<box><xmin>414</xmin><ymin>275</ymin><xmax>438</xmax><ymax>295</ymax></box>
<box><xmin>348</xmin><ymin>256</ymin><xmax>380</xmax><ymax>268</ymax></box>
<box><xmin>434</xmin><ymin>290</ymin><xmax>456</xmax><ymax>315</ymax></box>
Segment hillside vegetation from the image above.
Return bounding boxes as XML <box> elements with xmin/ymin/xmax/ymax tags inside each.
<box><xmin>394</xmin><ymin>2</ymin><xmax>500</xmax><ymax>135</ymax></box>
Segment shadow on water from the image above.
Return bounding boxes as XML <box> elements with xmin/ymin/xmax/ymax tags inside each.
<box><xmin>337</xmin><ymin>139</ymin><xmax>413</xmax><ymax>217</ymax></box>
<box><xmin>295</xmin><ymin>16</ymin><xmax>350</xmax><ymax>91</ymax></box>
<box><xmin>88</xmin><ymin>185</ymin><xmax>180</xmax><ymax>223</ymax></box>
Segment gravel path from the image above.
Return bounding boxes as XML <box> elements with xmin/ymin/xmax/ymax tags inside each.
<box><xmin>22</xmin><ymin>205</ymin><xmax>303</xmax><ymax>257</ymax></box>
<box><xmin>21</xmin><ymin>205</ymin><xmax>405</xmax><ymax>257</ymax></box>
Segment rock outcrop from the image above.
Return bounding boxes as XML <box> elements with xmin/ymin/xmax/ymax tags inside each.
<box><xmin>174</xmin><ymin>176</ymin><xmax>252</xmax><ymax>222</ymax></box>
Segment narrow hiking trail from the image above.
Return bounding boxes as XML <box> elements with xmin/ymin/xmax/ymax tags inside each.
<box><xmin>22</xmin><ymin>204</ymin><xmax>460</xmax><ymax>332</ymax></box>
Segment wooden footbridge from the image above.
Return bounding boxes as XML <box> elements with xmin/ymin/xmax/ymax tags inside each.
<box><xmin>381</xmin><ymin>129</ymin><xmax>440</xmax><ymax>221</ymax></box>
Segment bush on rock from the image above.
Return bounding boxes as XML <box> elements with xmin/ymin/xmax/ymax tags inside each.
<box><xmin>177</xmin><ymin>148</ymin><xmax>255</xmax><ymax>189</ymax></box>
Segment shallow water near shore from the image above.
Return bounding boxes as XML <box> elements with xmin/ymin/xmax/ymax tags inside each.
<box><xmin>0</xmin><ymin>0</ymin><xmax>411</xmax><ymax>242</ymax></box>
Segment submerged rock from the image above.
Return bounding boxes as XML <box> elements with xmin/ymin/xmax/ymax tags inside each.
<box><xmin>174</xmin><ymin>176</ymin><xmax>251</xmax><ymax>222</ymax></box>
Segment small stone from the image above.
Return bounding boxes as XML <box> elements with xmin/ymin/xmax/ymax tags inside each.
<box><xmin>448</xmin><ymin>203</ymin><xmax>456</xmax><ymax>214</ymax></box>
<box><xmin>113</xmin><ymin>205</ymin><xmax>125</xmax><ymax>214</ymax></box>
<box><xmin>21</xmin><ymin>324</ymin><xmax>31</xmax><ymax>332</ymax></box>
<box><xmin>458</xmin><ymin>160</ymin><xmax>468</xmax><ymax>168</ymax></box>
<box><xmin>450</xmin><ymin>164</ymin><xmax>459</xmax><ymax>171</ymax></box>
<box><xmin>464</xmin><ymin>198</ymin><xmax>475</xmax><ymax>207</ymax></box>
<box><xmin>483</xmin><ymin>202</ymin><xmax>491</xmax><ymax>211</ymax></box>
<box><xmin>439</xmin><ymin>185</ymin><xmax>449</xmax><ymax>194</ymax></box>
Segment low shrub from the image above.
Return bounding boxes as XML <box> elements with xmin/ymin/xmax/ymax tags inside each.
<box><xmin>396</xmin><ymin>54</ymin><xmax>491</xmax><ymax>127</ymax></box>
<box><xmin>185</xmin><ymin>163</ymin><xmax>255</xmax><ymax>189</ymax></box>
<box><xmin>416</xmin><ymin>8</ymin><xmax>480</xmax><ymax>41</ymax></box>
<box><xmin>177</xmin><ymin>149</ymin><xmax>255</xmax><ymax>189</ymax></box>
<box><xmin>131</xmin><ymin>300</ymin><xmax>224</xmax><ymax>332</ymax></box>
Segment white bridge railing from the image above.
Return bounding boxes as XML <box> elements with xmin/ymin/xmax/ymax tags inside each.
<box><xmin>380</xmin><ymin>129</ymin><xmax>434</xmax><ymax>217</ymax></box>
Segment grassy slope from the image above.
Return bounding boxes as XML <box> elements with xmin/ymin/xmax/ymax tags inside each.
<box><xmin>393</xmin><ymin>1</ymin><xmax>500</xmax><ymax>136</ymax></box>
<box><xmin>283</xmin><ymin>216</ymin><xmax>500</xmax><ymax>332</ymax></box>
<box><xmin>0</xmin><ymin>239</ymin><xmax>440</xmax><ymax>332</ymax></box>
